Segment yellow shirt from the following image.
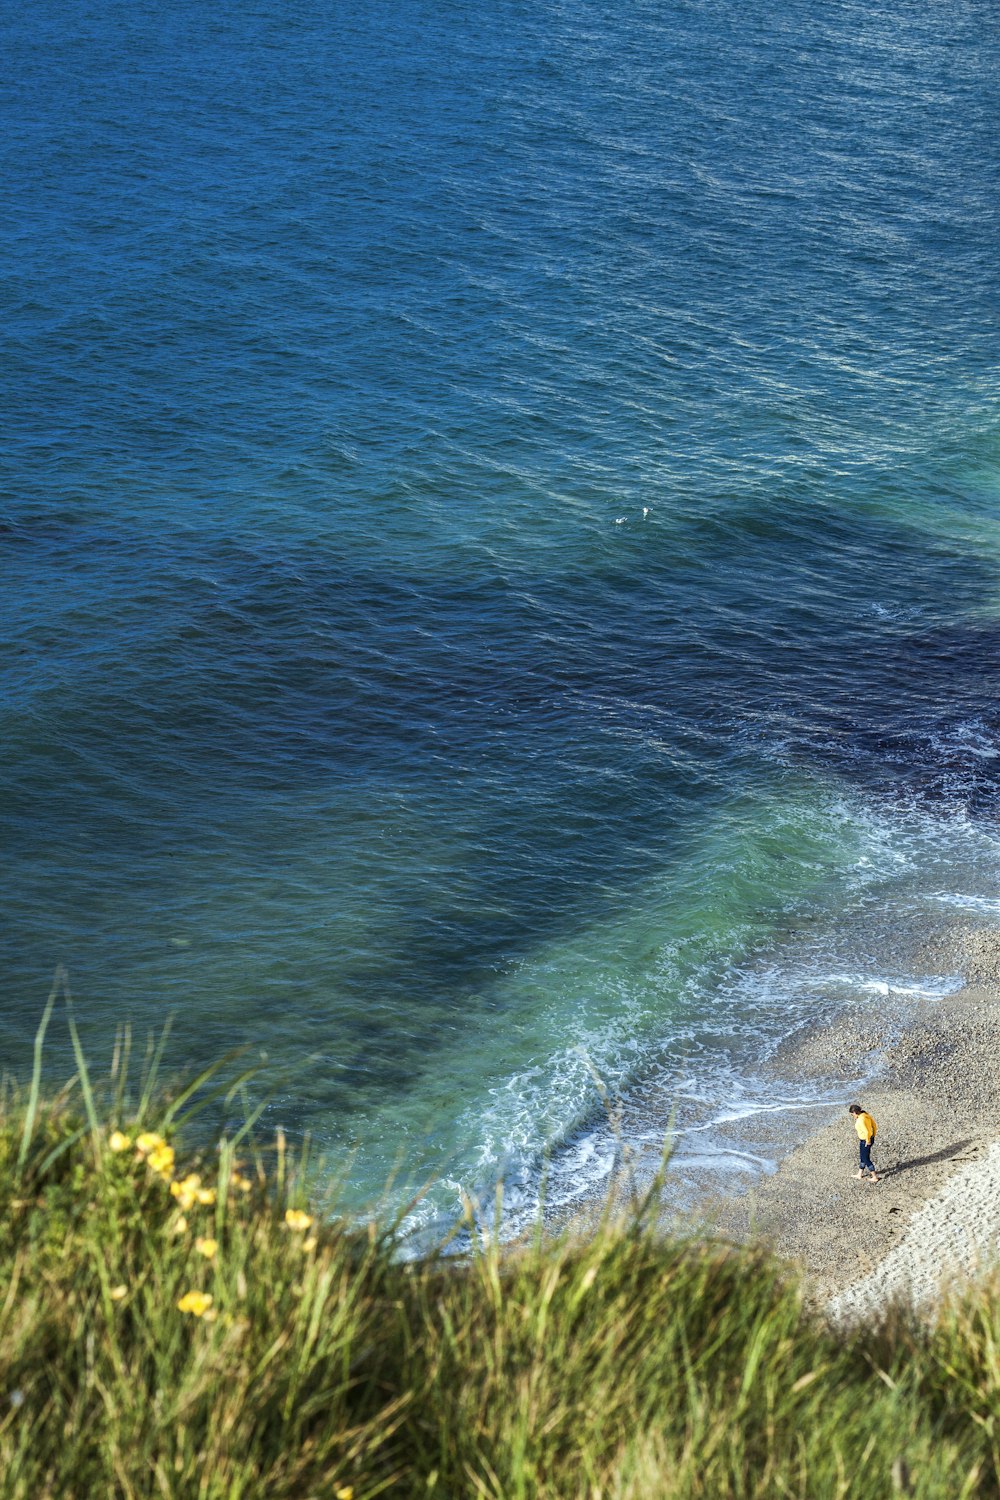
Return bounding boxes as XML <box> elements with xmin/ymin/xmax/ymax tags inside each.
<box><xmin>854</xmin><ymin>1111</ymin><xmax>877</xmax><ymax>1144</ymax></box>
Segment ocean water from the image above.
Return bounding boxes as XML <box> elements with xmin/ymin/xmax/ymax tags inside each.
<box><xmin>3</xmin><ymin>0</ymin><xmax>999</xmax><ymax>1235</ymax></box>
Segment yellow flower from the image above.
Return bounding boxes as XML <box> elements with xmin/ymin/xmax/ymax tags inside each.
<box><xmin>231</xmin><ymin>1173</ymin><xmax>254</xmax><ymax>1194</ymax></box>
<box><xmin>171</xmin><ymin>1174</ymin><xmax>202</xmax><ymax>1210</ymax></box>
<box><xmin>302</xmin><ymin>1236</ymin><xmax>318</xmax><ymax>1254</ymax></box>
<box><xmin>108</xmin><ymin>1130</ymin><xmax>132</xmax><ymax>1153</ymax></box>
<box><xmin>135</xmin><ymin>1131</ymin><xmax>166</xmax><ymax>1156</ymax></box>
<box><xmin>177</xmin><ymin>1291</ymin><xmax>214</xmax><ymax>1318</ymax></box>
<box><xmin>335</xmin><ymin>1487</ymin><xmax>354</xmax><ymax>1500</ymax></box>
<box><xmin>109</xmin><ymin>1284</ymin><xmax>128</xmax><ymax>1301</ymax></box>
<box><xmin>171</xmin><ymin>1214</ymin><xmax>189</xmax><ymax>1235</ymax></box>
<box><xmin>147</xmin><ymin>1144</ymin><xmax>175</xmax><ymax>1178</ymax></box>
<box><xmin>196</xmin><ymin>1187</ymin><xmax>217</xmax><ymax>1206</ymax></box>
<box><xmin>195</xmin><ymin>1237</ymin><xmax>218</xmax><ymax>1260</ymax></box>
<box><xmin>284</xmin><ymin>1209</ymin><xmax>313</xmax><ymax>1232</ymax></box>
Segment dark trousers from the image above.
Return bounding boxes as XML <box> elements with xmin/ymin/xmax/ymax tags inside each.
<box><xmin>859</xmin><ymin>1139</ymin><xmax>874</xmax><ymax>1173</ymax></box>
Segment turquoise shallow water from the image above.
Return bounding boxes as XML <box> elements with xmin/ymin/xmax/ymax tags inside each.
<box><xmin>2</xmin><ymin>0</ymin><xmax>999</xmax><ymax>1230</ymax></box>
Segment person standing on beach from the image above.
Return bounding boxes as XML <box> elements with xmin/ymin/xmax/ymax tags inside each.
<box><xmin>848</xmin><ymin>1104</ymin><xmax>879</xmax><ymax>1182</ymax></box>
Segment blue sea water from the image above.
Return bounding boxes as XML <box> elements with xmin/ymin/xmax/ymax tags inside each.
<box><xmin>3</xmin><ymin>0</ymin><xmax>999</xmax><ymax>1231</ymax></box>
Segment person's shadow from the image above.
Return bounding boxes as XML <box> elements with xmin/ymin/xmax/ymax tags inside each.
<box><xmin>878</xmin><ymin>1138</ymin><xmax>975</xmax><ymax>1177</ymax></box>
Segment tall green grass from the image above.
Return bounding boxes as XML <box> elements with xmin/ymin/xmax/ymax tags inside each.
<box><xmin>1</xmin><ymin>1013</ymin><xmax>998</xmax><ymax>1498</ymax></box>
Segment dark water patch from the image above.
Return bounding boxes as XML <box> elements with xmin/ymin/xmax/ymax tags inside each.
<box><xmin>753</xmin><ymin>623</ymin><xmax>1000</xmax><ymax>816</ymax></box>
<box><xmin>5</xmin><ymin>483</ymin><xmax>994</xmax><ymax>820</ymax></box>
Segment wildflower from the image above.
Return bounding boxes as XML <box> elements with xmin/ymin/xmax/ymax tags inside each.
<box><xmin>135</xmin><ymin>1131</ymin><xmax>166</xmax><ymax>1156</ymax></box>
<box><xmin>108</xmin><ymin>1130</ymin><xmax>132</xmax><ymax>1153</ymax></box>
<box><xmin>171</xmin><ymin>1174</ymin><xmax>203</xmax><ymax>1211</ymax></box>
<box><xmin>195</xmin><ymin>1237</ymin><xmax>218</xmax><ymax>1260</ymax></box>
<box><xmin>147</xmin><ymin>1144</ymin><xmax>175</xmax><ymax>1178</ymax></box>
<box><xmin>231</xmin><ymin>1173</ymin><xmax>254</xmax><ymax>1194</ymax></box>
<box><xmin>170</xmin><ymin>1215</ymin><xmax>189</xmax><ymax>1235</ymax></box>
<box><xmin>335</xmin><ymin>1487</ymin><xmax>354</xmax><ymax>1500</ymax></box>
<box><xmin>109</xmin><ymin>1285</ymin><xmax>128</xmax><ymax>1301</ymax></box>
<box><xmin>177</xmin><ymin>1291</ymin><xmax>215</xmax><ymax>1319</ymax></box>
<box><xmin>196</xmin><ymin>1186</ymin><xmax>216</xmax><ymax>1206</ymax></box>
<box><xmin>284</xmin><ymin>1209</ymin><xmax>313</xmax><ymax>1232</ymax></box>
<box><xmin>302</xmin><ymin>1236</ymin><xmax>318</xmax><ymax>1253</ymax></box>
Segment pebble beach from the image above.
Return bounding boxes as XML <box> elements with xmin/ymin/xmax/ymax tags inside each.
<box><xmin>704</xmin><ymin>921</ymin><xmax>1000</xmax><ymax>1319</ymax></box>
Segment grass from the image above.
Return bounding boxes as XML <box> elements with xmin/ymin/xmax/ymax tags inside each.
<box><xmin>1</xmin><ymin>1016</ymin><xmax>998</xmax><ymax>1498</ymax></box>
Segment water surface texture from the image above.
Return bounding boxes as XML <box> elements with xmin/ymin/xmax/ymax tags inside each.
<box><xmin>3</xmin><ymin>0</ymin><xmax>999</xmax><ymax>1230</ymax></box>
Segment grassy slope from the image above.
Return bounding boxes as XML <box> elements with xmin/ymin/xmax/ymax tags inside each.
<box><xmin>0</xmin><ymin>1050</ymin><xmax>998</xmax><ymax>1499</ymax></box>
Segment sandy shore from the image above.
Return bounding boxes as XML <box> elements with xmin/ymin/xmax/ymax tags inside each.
<box><xmin>700</xmin><ymin>922</ymin><xmax>1000</xmax><ymax>1317</ymax></box>
<box><xmin>551</xmin><ymin>919</ymin><xmax>1000</xmax><ymax>1318</ymax></box>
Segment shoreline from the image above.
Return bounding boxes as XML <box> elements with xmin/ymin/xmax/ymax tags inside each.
<box><xmin>560</xmin><ymin>918</ymin><xmax>1000</xmax><ymax>1315</ymax></box>
<box><xmin>698</xmin><ymin>919</ymin><xmax>1000</xmax><ymax>1311</ymax></box>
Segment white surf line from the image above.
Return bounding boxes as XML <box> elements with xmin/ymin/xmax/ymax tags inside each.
<box><xmin>826</xmin><ymin>1139</ymin><xmax>1000</xmax><ymax>1324</ymax></box>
